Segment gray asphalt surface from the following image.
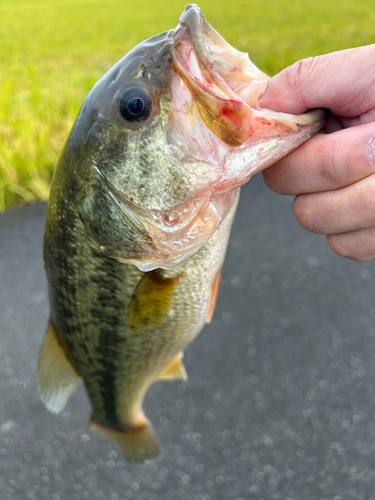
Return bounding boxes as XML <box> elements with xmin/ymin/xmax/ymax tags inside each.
<box><xmin>1</xmin><ymin>173</ymin><xmax>375</xmax><ymax>500</ymax></box>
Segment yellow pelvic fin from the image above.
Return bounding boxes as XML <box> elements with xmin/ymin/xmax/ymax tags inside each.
<box><xmin>128</xmin><ymin>270</ymin><xmax>180</xmax><ymax>334</ymax></box>
<box><xmin>206</xmin><ymin>267</ymin><xmax>222</xmax><ymax>323</ymax></box>
<box><xmin>37</xmin><ymin>320</ymin><xmax>79</xmax><ymax>414</ymax></box>
<box><xmin>157</xmin><ymin>352</ymin><xmax>188</xmax><ymax>381</ymax></box>
<box><xmin>90</xmin><ymin>419</ymin><xmax>160</xmax><ymax>463</ymax></box>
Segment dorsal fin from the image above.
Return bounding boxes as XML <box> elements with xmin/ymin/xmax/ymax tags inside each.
<box><xmin>38</xmin><ymin>321</ymin><xmax>79</xmax><ymax>414</ymax></box>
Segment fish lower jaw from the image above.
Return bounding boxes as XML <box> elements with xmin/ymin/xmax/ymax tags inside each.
<box><xmin>114</xmin><ymin>193</ymin><xmax>238</xmax><ymax>271</ymax></box>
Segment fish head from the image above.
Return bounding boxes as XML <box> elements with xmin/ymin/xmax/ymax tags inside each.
<box><xmin>71</xmin><ymin>4</ymin><xmax>326</xmax><ymax>271</ymax></box>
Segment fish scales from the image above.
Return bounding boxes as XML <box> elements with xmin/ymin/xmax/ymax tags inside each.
<box><xmin>39</xmin><ymin>4</ymin><xmax>327</xmax><ymax>462</ymax></box>
<box><xmin>45</xmin><ymin>158</ymin><xmax>237</xmax><ymax>426</ymax></box>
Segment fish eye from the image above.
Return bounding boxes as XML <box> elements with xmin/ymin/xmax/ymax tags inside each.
<box><xmin>119</xmin><ymin>86</ymin><xmax>152</xmax><ymax>123</ymax></box>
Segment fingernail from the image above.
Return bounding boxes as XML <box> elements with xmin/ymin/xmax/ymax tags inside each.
<box><xmin>368</xmin><ymin>137</ymin><xmax>375</xmax><ymax>168</ymax></box>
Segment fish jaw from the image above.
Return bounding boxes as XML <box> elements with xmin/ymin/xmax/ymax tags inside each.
<box><xmin>167</xmin><ymin>4</ymin><xmax>328</xmax><ymax>192</ymax></box>
<box><xmin>72</xmin><ymin>4</ymin><xmax>327</xmax><ymax>271</ymax></box>
<box><xmin>137</xmin><ymin>4</ymin><xmax>327</xmax><ymax>268</ymax></box>
<box><xmin>172</xmin><ymin>4</ymin><xmax>264</xmax><ymax>147</ymax></box>
<box><xmin>214</xmin><ymin>109</ymin><xmax>328</xmax><ymax>192</ymax></box>
<box><xmin>98</xmin><ymin>176</ymin><xmax>237</xmax><ymax>272</ymax></box>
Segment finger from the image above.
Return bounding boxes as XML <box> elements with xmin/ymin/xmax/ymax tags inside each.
<box><xmin>327</xmin><ymin>226</ymin><xmax>375</xmax><ymax>262</ymax></box>
<box><xmin>263</xmin><ymin>121</ymin><xmax>375</xmax><ymax>195</ymax></box>
<box><xmin>293</xmin><ymin>173</ymin><xmax>375</xmax><ymax>234</ymax></box>
<box><xmin>259</xmin><ymin>45</ymin><xmax>375</xmax><ymax>118</ymax></box>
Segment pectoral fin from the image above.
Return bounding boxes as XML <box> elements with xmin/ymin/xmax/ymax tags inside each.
<box><xmin>206</xmin><ymin>268</ymin><xmax>222</xmax><ymax>323</ymax></box>
<box><xmin>157</xmin><ymin>352</ymin><xmax>188</xmax><ymax>381</ymax></box>
<box><xmin>38</xmin><ymin>321</ymin><xmax>79</xmax><ymax>414</ymax></box>
<box><xmin>128</xmin><ymin>270</ymin><xmax>180</xmax><ymax>334</ymax></box>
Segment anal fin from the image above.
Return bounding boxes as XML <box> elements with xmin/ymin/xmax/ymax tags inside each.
<box><xmin>90</xmin><ymin>419</ymin><xmax>160</xmax><ymax>463</ymax></box>
<box><xmin>38</xmin><ymin>320</ymin><xmax>79</xmax><ymax>414</ymax></box>
<box><xmin>206</xmin><ymin>268</ymin><xmax>222</xmax><ymax>323</ymax></box>
<box><xmin>157</xmin><ymin>352</ymin><xmax>187</xmax><ymax>381</ymax></box>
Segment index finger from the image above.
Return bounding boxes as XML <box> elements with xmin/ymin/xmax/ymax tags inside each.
<box><xmin>259</xmin><ymin>45</ymin><xmax>375</xmax><ymax>118</ymax></box>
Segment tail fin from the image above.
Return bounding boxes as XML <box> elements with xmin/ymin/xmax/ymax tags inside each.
<box><xmin>90</xmin><ymin>419</ymin><xmax>160</xmax><ymax>463</ymax></box>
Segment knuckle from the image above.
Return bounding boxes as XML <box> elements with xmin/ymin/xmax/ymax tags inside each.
<box><xmin>262</xmin><ymin>168</ymin><xmax>284</xmax><ymax>194</ymax></box>
<box><xmin>336</xmin><ymin>144</ymin><xmax>353</xmax><ymax>186</ymax></box>
<box><xmin>327</xmin><ymin>234</ymin><xmax>371</xmax><ymax>262</ymax></box>
<box><xmin>348</xmin><ymin>78</ymin><xmax>375</xmax><ymax>116</ymax></box>
<box><xmin>317</xmin><ymin>139</ymin><xmax>350</xmax><ymax>188</ymax></box>
<box><xmin>284</xmin><ymin>57</ymin><xmax>321</xmax><ymax>106</ymax></box>
<box><xmin>326</xmin><ymin>235</ymin><xmax>351</xmax><ymax>259</ymax></box>
<box><xmin>293</xmin><ymin>195</ymin><xmax>310</xmax><ymax>229</ymax></box>
<box><xmin>286</xmin><ymin>57</ymin><xmax>315</xmax><ymax>92</ymax></box>
<box><xmin>293</xmin><ymin>194</ymin><xmax>324</xmax><ymax>233</ymax></box>
<box><xmin>359</xmin><ymin>178</ymin><xmax>375</xmax><ymax>220</ymax></box>
<box><xmin>283</xmin><ymin>55</ymin><xmax>330</xmax><ymax>109</ymax></box>
<box><xmin>315</xmin><ymin>139</ymin><xmax>339</xmax><ymax>186</ymax></box>
<box><xmin>315</xmin><ymin>134</ymin><xmax>374</xmax><ymax>190</ymax></box>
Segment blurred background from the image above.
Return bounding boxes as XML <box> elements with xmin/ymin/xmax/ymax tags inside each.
<box><xmin>1</xmin><ymin>0</ymin><xmax>375</xmax><ymax>212</ymax></box>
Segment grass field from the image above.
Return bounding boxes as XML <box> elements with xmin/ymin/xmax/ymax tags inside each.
<box><xmin>1</xmin><ymin>0</ymin><xmax>374</xmax><ymax>212</ymax></box>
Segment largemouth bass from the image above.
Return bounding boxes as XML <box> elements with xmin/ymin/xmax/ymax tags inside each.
<box><xmin>39</xmin><ymin>4</ymin><xmax>326</xmax><ymax>462</ymax></box>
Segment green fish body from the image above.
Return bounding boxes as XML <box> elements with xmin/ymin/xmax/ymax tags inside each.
<box><xmin>39</xmin><ymin>4</ymin><xmax>326</xmax><ymax>462</ymax></box>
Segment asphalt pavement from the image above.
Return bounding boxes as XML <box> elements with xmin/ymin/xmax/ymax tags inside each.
<box><xmin>1</xmin><ymin>173</ymin><xmax>375</xmax><ymax>500</ymax></box>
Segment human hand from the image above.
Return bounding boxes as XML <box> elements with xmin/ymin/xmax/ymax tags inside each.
<box><xmin>260</xmin><ymin>45</ymin><xmax>375</xmax><ymax>261</ymax></box>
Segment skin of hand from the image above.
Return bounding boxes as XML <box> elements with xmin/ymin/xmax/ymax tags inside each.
<box><xmin>259</xmin><ymin>45</ymin><xmax>375</xmax><ymax>261</ymax></box>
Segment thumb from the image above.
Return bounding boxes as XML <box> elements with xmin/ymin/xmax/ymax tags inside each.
<box><xmin>258</xmin><ymin>45</ymin><xmax>375</xmax><ymax>118</ymax></box>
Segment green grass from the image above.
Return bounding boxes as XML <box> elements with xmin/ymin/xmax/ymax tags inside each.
<box><xmin>1</xmin><ymin>0</ymin><xmax>374</xmax><ymax>211</ymax></box>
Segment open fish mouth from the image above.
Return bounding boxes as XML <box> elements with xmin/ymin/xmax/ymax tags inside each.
<box><xmin>171</xmin><ymin>4</ymin><xmax>326</xmax><ymax>150</ymax></box>
<box><xmin>172</xmin><ymin>4</ymin><xmax>266</xmax><ymax>147</ymax></box>
<box><xmin>89</xmin><ymin>5</ymin><xmax>327</xmax><ymax>271</ymax></box>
